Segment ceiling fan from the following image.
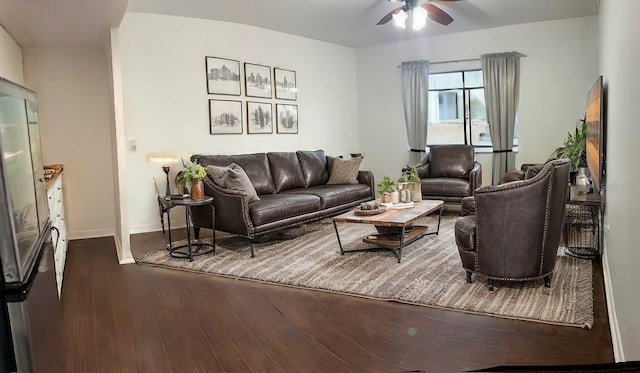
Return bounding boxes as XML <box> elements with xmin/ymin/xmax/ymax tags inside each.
<box><xmin>377</xmin><ymin>0</ymin><xmax>460</xmax><ymax>30</ymax></box>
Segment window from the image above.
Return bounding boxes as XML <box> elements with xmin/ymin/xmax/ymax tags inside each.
<box><xmin>427</xmin><ymin>70</ymin><xmax>518</xmax><ymax>149</ymax></box>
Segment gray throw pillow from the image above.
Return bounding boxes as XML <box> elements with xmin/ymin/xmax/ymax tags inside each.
<box><xmin>205</xmin><ymin>165</ymin><xmax>228</xmax><ymax>187</ymax></box>
<box><xmin>327</xmin><ymin>157</ymin><xmax>362</xmax><ymax>185</ymax></box>
<box><xmin>524</xmin><ymin>164</ymin><xmax>545</xmax><ymax>179</ymax></box>
<box><xmin>225</xmin><ymin>163</ymin><xmax>260</xmax><ymax>202</ymax></box>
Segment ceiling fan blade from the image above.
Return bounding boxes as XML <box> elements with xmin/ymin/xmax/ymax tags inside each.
<box><xmin>422</xmin><ymin>3</ymin><xmax>454</xmax><ymax>26</ymax></box>
<box><xmin>377</xmin><ymin>5</ymin><xmax>405</xmax><ymax>25</ymax></box>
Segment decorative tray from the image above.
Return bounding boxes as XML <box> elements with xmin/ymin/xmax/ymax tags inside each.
<box><xmin>354</xmin><ymin>206</ymin><xmax>386</xmax><ymax>216</ymax></box>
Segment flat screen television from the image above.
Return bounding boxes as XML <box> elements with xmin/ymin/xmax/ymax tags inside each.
<box><xmin>585</xmin><ymin>75</ymin><xmax>605</xmax><ymax>193</ymax></box>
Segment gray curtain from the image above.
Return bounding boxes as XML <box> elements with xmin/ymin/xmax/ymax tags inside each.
<box><xmin>481</xmin><ymin>52</ymin><xmax>522</xmax><ymax>184</ymax></box>
<box><xmin>401</xmin><ymin>60</ymin><xmax>429</xmax><ymax>165</ymax></box>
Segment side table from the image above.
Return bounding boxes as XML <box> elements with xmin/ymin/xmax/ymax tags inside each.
<box><xmin>564</xmin><ymin>187</ymin><xmax>603</xmax><ymax>259</ymax></box>
<box><xmin>160</xmin><ymin>196</ymin><xmax>216</xmax><ymax>261</ymax></box>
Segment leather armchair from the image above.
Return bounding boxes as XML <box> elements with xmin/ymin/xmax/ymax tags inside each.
<box><xmin>412</xmin><ymin>145</ymin><xmax>482</xmax><ymax>205</ymax></box>
<box><xmin>454</xmin><ymin>159</ymin><xmax>570</xmax><ymax>290</ymax></box>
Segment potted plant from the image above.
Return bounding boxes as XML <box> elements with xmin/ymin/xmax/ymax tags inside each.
<box><xmin>555</xmin><ymin>118</ymin><xmax>587</xmax><ymax>182</ymax></box>
<box><xmin>407</xmin><ymin>166</ymin><xmax>422</xmax><ymax>202</ymax></box>
<box><xmin>376</xmin><ymin>176</ymin><xmax>396</xmax><ymax>203</ymax></box>
<box><xmin>176</xmin><ymin>160</ymin><xmax>207</xmax><ymax>200</ymax></box>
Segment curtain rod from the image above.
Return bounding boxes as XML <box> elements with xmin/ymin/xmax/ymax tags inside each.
<box><xmin>397</xmin><ymin>54</ymin><xmax>527</xmax><ymax>68</ymax></box>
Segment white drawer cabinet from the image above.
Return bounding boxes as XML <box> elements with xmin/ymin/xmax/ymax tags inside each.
<box><xmin>47</xmin><ymin>174</ymin><xmax>67</xmax><ymax>297</ymax></box>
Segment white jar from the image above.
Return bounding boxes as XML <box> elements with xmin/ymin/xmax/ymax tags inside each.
<box><xmin>575</xmin><ymin>167</ymin><xmax>590</xmax><ymax>195</ymax></box>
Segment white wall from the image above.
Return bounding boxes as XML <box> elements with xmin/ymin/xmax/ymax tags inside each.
<box><xmin>356</xmin><ymin>17</ymin><xmax>598</xmax><ymax>182</ymax></box>
<box><xmin>0</xmin><ymin>25</ymin><xmax>24</xmax><ymax>85</ymax></box>
<box><xmin>22</xmin><ymin>46</ymin><xmax>117</xmax><ymax>239</ymax></box>
<box><xmin>119</xmin><ymin>13</ymin><xmax>359</xmax><ymax>232</ymax></box>
<box><xmin>599</xmin><ymin>0</ymin><xmax>640</xmax><ymax>361</ymax></box>
<box><xmin>107</xmin><ymin>28</ymin><xmax>134</xmax><ymax>264</ymax></box>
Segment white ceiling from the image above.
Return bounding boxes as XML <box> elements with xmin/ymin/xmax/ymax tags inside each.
<box><xmin>0</xmin><ymin>0</ymin><xmax>598</xmax><ymax>48</ymax></box>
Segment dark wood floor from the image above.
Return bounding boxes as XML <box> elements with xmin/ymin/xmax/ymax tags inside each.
<box><xmin>60</xmin><ymin>227</ymin><xmax>614</xmax><ymax>372</ymax></box>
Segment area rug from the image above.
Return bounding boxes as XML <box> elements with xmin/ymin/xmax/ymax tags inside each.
<box><xmin>136</xmin><ymin>215</ymin><xmax>594</xmax><ymax>328</ymax></box>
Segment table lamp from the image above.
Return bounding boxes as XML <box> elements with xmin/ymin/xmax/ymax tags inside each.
<box><xmin>145</xmin><ymin>152</ymin><xmax>183</xmax><ymax>196</ymax></box>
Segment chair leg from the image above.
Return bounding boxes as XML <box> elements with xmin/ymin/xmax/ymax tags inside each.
<box><xmin>465</xmin><ymin>271</ymin><xmax>472</xmax><ymax>283</ymax></box>
<box><xmin>488</xmin><ymin>279</ymin><xmax>494</xmax><ymax>291</ymax></box>
<box><xmin>249</xmin><ymin>239</ymin><xmax>255</xmax><ymax>258</ymax></box>
<box><xmin>544</xmin><ymin>274</ymin><xmax>552</xmax><ymax>288</ymax></box>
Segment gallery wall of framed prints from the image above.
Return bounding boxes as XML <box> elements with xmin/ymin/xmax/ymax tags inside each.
<box><xmin>205</xmin><ymin>56</ymin><xmax>298</xmax><ymax>135</ymax></box>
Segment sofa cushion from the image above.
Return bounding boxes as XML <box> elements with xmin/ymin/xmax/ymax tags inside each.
<box><xmin>267</xmin><ymin>152</ymin><xmax>306</xmax><ymax>192</ymax></box>
<box><xmin>420</xmin><ymin>178</ymin><xmax>471</xmax><ymax>198</ymax></box>
<box><xmin>249</xmin><ymin>194</ymin><xmax>321</xmax><ymax>226</ymax></box>
<box><xmin>284</xmin><ymin>184</ymin><xmax>371</xmax><ymax>210</ymax></box>
<box><xmin>192</xmin><ymin>153</ymin><xmax>275</xmax><ymax>195</ymax></box>
<box><xmin>429</xmin><ymin>145</ymin><xmax>474</xmax><ymax>179</ymax></box>
<box><xmin>327</xmin><ymin>157</ymin><xmax>362</xmax><ymax>185</ymax></box>
<box><xmin>296</xmin><ymin>150</ymin><xmax>329</xmax><ymax>187</ymax></box>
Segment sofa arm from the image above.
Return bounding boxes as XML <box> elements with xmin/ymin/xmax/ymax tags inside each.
<box><xmin>189</xmin><ymin>177</ymin><xmax>255</xmax><ymax>237</ymax></box>
<box><xmin>469</xmin><ymin>161</ymin><xmax>482</xmax><ymax>192</ymax></box>
<box><xmin>357</xmin><ymin>170</ymin><xmax>375</xmax><ymax>200</ymax></box>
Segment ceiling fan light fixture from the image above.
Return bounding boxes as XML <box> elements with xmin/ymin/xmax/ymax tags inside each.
<box><xmin>412</xmin><ymin>7</ymin><xmax>428</xmax><ymax>31</ymax></box>
<box><xmin>392</xmin><ymin>9</ymin><xmax>408</xmax><ymax>29</ymax></box>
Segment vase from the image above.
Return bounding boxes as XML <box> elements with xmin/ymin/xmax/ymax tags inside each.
<box><xmin>380</xmin><ymin>192</ymin><xmax>392</xmax><ymax>203</ymax></box>
<box><xmin>409</xmin><ymin>182</ymin><xmax>422</xmax><ymax>202</ymax></box>
<box><xmin>574</xmin><ymin>167</ymin><xmax>589</xmax><ymax>195</ymax></box>
<box><xmin>190</xmin><ymin>180</ymin><xmax>205</xmax><ymax>200</ymax></box>
<box><xmin>391</xmin><ymin>191</ymin><xmax>400</xmax><ymax>204</ymax></box>
<box><xmin>398</xmin><ymin>183</ymin><xmax>411</xmax><ymax>203</ymax></box>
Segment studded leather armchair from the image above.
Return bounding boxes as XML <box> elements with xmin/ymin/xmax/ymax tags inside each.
<box><xmin>411</xmin><ymin>145</ymin><xmax>482</xmax><ymax>205</ymax></box>
<box><xmin>454</xmin><ymin>159</ymin><xmax>570</xmax><ymax>290</ymax></box>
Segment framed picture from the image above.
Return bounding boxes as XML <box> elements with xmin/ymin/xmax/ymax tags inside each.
<box><xmin>205</xmin><ymin>56</ymin><xmax>241</xmax><ymax>95</ymax></box>
<box><xmin>209</xmin><ymin>99</ymin><xmax>243</xmax><ymax>134</ymax></box>
<box><xmin>247</xmin><ymin>102</ymin><xmax>273</xmax><ymax>134</ymax></box>
<box><xmin>244</xmin><ymin>63</ymin><xmax>272</xmax><ymax>98</ymax></box>
<box><xmin>276</xmin><ymin>104</ymin><xmax>298</xmax><ymax>134</ymax></box>
<box><xmin>274</xmin><ymin>68</ymin><xmax>297</xmax><ymax>100</ymax></box>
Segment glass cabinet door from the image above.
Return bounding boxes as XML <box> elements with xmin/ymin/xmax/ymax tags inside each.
<box><xmin>26</xmin><ymin>100</ymin><xmax>48</xmax><ymax>232</ymax></box>
<box><xmin>0</xmin><ymin>94</ymin><xmax>39</xmax><ymax>280</ymax></box>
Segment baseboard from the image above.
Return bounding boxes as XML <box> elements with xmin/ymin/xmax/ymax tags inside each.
<box><xmin>67</xmin><ymin>228</ymin><xmax>116</xmax><ymax>240</ymax></box>
<box><xmin>603</xmin><ymin>250</ymin><xmax>625</xmax><ymax>362</ymax></box>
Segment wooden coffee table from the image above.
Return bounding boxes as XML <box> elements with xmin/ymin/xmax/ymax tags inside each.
<box><xmin>332</xmin><ymin>200</ymin><xmax>444</xmax><ymax>263</ymax></box>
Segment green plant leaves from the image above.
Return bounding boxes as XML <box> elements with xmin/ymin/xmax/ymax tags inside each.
<box><xmin>555</xmin><ymin>119</ymin><xmax>586</xmax><ymax>170</ymax></box>
<box><xmin>176</xmin><ymin>160</ymin><xmax>206</xmax><ymax>186</ymax></box>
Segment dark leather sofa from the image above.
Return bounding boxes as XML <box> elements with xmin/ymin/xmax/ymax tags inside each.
<box><xmin>454</xmin><ymin>159</ymin><xmax>570</xmax><ymax>290</ymax></box>
<box><xmin>188</xmin><ymin>150</ymin><xmax>374</xmax><ymax>256</ymax></box>
<box><xmin>413</xmin><ymin>145</ymin><xmax>482</xmax><ymax>204</ymax></box>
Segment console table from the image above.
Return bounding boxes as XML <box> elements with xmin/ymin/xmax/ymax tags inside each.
<box><xmin>160</xmin><ymin>196</ymin><xmax>216</xmax><ymax>261</ymax></box>
<box><xmin>564</xmin><ymin>187</ymin><xmax>603</xmax><ymax>259</ymax></box>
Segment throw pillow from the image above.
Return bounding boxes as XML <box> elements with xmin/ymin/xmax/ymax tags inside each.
<box><xmin>205</xmin><ymin>165</ymin><xmax>229</xmax><ymax>187</ymax></box>
<box><xmin>327</xmin><ymin>157</ymin><xmax>362</xmax><ymax>185</ymax></box>
<box><xmin>225</xmin><ymin>163</ymin><xmax>260</xmax><ymax>202</ymax></box>
<box><xmin>524</xmin><ymin>164</ymin><xmax>545</xmax><ymax>179</ymax></box>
